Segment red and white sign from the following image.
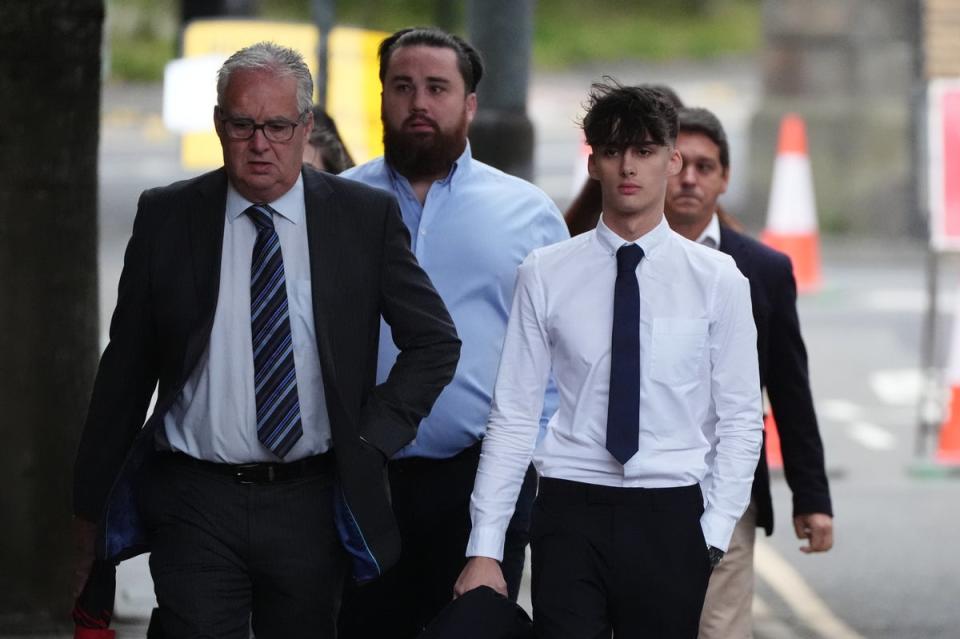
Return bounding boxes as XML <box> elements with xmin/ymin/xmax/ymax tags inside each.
<box><xmin>929</xmin><ymin>78</ymin><xmax>960</xmax><ymax>251</ymax></box>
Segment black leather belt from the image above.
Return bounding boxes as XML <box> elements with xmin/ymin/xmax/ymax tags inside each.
<box><xmin>161</xmin><ymin>451</ymin><xmax>335</xmax><ymax>485</ymax></box>
<box><xmin>539</xmin><ymin>476</ymin><xmax>702</xmax><ymax>507</ymax></box>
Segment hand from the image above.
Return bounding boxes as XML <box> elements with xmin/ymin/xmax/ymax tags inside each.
<box><xmin>453</xmin><ymin>556</ymin><xmax>507</xmax><ymax>598</ymax></box>
<box><xmin>793</xmin><ymin>512</ymin><xmax>833</xmax><ymax>553</ymax></box>
<box><xmin>73</xmin><ymin>517</ymin><xmax>98</xmax><ymax>598</ymax></box>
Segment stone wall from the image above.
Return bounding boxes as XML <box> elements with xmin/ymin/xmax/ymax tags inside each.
<box><xmin>747</xmin><ymin>0</ymin><xmax>922</xmax><ymax>237</ymax></box>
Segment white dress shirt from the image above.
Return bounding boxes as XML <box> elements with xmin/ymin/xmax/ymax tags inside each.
<box><xmin>696</xmin><ymin>212</ymin><xmax>721</xmax><ymax>249</ymax></box>
<box><xmin>467</xmin><ymin>214</ymin><xmax>762</xmax><ymax>559</ymax></box>
<box><xmin>163</xmin><ymin>176</ymin><xmax>332</xmax><ymax>462</ymax></box>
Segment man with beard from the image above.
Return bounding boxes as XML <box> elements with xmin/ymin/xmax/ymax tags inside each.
<box><xmin>665</xmin><ymin>107</ymin><xmax>833</xmax><ymax>638</ymax></box>
<box><xmin>338</xmin><ymin>27</ymin><xmax>568</xmax><ymax>639</ymax></box>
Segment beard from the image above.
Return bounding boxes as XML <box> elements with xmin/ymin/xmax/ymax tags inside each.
<box><xmin>383</xmin><ymin>113</ymin><xmax>469</xmax><ymax>181</ymax></box>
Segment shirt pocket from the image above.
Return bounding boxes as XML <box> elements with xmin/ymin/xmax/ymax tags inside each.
<box><xmin>649</xmin><ymin>318</ymin><xmax>708</xmax><ymax>385</ymax></box>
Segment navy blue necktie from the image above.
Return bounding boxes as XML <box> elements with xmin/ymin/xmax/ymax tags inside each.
<box><xmin>246</xmin><ymin>204</ymin><xmax>303</xmax><ymax>459</ymax></box>
<box><xmin>606</xmin><ymin>244</ymin><xmax>644</xmax><ymax>465</ymax></box>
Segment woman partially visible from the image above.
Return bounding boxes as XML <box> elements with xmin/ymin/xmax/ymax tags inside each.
<box><xmin>303</xmin><ymin>105</ymin><xmax>355</xmax><ymax>174</ymax></box>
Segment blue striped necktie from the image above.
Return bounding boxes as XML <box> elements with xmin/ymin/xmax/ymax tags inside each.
<box><xmin>246</xmin><ymin>204</ymin><xmax>303</xmax><ymax>459</ymax></box>
<box><xmin>606</xmin><ymin>243</ymin><xmax>644</xmax><ymax>465</ymax></box>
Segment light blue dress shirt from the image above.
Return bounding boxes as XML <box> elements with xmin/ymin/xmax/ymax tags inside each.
<box><xmin>342</xmin><ymin>144</ymin><xmax>569</xmax><ymax>459</ymax></box>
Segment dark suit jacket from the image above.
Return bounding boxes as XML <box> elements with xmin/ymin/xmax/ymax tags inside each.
<box><xmin>73</xmin><ymin>166</ymin><xmax>460</xmax><ymax>576</ymax></box>
<box><xmin>719</xmin><ymin>224</ymin><xmax>832</xmax><ymax>534</ymax></box>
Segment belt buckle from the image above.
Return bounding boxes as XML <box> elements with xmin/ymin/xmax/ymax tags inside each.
<box><xmin>234</xmin><ymin>463</ymin><xmax>275</xmax><ymax>484</ymax></box>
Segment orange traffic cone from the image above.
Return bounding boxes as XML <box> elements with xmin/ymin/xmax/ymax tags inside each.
<box><xmin>571</xmin><ymin>138</ymin><xmax>590</xmax><ymax>198</ymax></box>
<box><xmin>936</xmin><ymin>389</ymin><xmax>960</xmax><ymax>463</ymax></box>
<box><xmin>937</xmin><ymin>289</ymin><xmax>960</xmax><ymax>464</ymax></box>
<box><xmin>761</xmin><ymin>114</ymin><xmax>822</xmax><ymax>293</ymax></box>
<box><xmin>764</xmin><ymin>412</ymin><xmax>784</xmax><ymax>471</ymax></box>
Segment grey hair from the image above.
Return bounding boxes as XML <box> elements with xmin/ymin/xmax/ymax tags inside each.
<box><xmin>217</xmin><ymin>41</ymin><xmax>314</xmax><ymax>115</ymax></box>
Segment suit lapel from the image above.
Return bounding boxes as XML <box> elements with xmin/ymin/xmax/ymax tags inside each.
<box><xmin>182</xmin><ymin>169</ymin><xmax>228</xmax><ymax>380</ymax></box>
<box><xmin>719</xmin><ymin>223</ymin><xmax>740</xmax><ymax>260</ymax></box>
<box><xmin>191</xmin><ymin>169</ymin><xmax>228</xmax><ymax>309</ymax></box>
<box><xmin>303</xmin><ymin>168</ymin><xmax>342</xmax><ymax>395</ymax></box>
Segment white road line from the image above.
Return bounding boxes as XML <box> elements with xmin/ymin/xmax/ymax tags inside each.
<box><xmin>862</xmin><ymin>289</ymin><xmax>956</xmax><ymax>314</ymax></box>
<box><xmin>753</xmin><ymin>596</ymin><xmax>797</xmax><ymax>639</ymax></box>
<box><xmin>847</xmin><ymin>421</ymin><xmax>896</xmax><ymax>450</ymax></box>
<box><xmin>753</xmin><ymin>596</ymin><xmax>771</xmax><ymax>617</ymax></box>
<box><xmin>819</xmin><ymin>398</ymin><xmax>863</xmax><ymax>422</ymax></box>
<box><xmin>869</xmin><ymin>368</ymin><xmax>923</xmax><ymax>406</ymax></box>
<box><xmin>755</xmin><ymin>539</ymin><xmax>865</xmax><ymax>639</ymax></box>
<box><xmin>861</xmin><ymin>289</ymin><xmax>927</xmax><ymax>313</ymax></box>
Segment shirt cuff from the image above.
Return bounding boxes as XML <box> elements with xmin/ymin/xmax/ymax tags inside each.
<box><xmin>701</xmin><ymin>507</ymin><xmax>738</xmax><ymax>552</ymax></box>
<box><xmin>465</xmin><ymin>524</ymin><xmax>506</xmax><ymax>562</ymax></box>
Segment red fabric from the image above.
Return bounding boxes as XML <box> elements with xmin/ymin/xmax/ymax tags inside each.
<box><xmin>74</xmin><ymin>627</ymin><xmax>116</xmax><ymax>639</ymax></box>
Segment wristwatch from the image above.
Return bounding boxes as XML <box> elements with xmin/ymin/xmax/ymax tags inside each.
<box><xmin>707</xmin><ymin>545</ymin><xmax>725</xmax><ymax>568</ymax></box>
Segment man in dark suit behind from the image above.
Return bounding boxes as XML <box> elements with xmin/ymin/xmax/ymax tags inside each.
<box><xmin>665</xmin><ymin>106</ymin><xmax>833</xmax><ymax>638</ymax></box>
<box><xmin>73</xmin><ymin>42</ymin><xmax>460</xmax><ymax>639</ymax></box>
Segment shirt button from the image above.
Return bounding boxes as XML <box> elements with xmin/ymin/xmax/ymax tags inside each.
<box><xmin>420</xmin><ymin>229</ymin><xmax>427</xmax><ymax>236</ymax></box>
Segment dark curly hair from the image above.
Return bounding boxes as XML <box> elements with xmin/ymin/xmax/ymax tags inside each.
<box><xmin>581</xmin><ymin>79</ymin><xmax>678</xmax><ymax>150</ymax></box>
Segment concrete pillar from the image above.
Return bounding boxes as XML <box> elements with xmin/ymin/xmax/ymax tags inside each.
<box><xmin>748</xmin><ymin>0</ymin><xmax>921</xmax><ymax>237</ymax></box>
<box><xmin>467</xmin><ymin>0</ymin><xmax>536</xmax><ymax>180</ymax></box>
<box><xmin>311</xmin><ymin>0</ymin><xmax>335</xmax><ymax>107</ymax></box>
<box><xmin>0</xmin><ymin>0</ymin><xmax>102</xmax><ymax>631</ymax></box>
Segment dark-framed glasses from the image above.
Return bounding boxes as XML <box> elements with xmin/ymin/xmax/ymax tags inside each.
<box><xmin>219</xmin><ymin>111</ymin><xmax>308</xmax><ymax>142</ymax></box>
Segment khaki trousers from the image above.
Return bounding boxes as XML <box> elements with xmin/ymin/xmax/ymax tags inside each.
<box><xmin>698</xmin><ymin>502</ymin><xmax>758</xmax><ymax>639</ymax></box>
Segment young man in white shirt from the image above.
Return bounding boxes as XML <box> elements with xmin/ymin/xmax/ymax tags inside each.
<box><xmin>454</xmin><ymin>83</ymin><xmax>764</xmax><ymax>638</ymax></box>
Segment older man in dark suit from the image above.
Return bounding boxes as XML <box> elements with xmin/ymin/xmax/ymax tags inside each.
<box><xmin>73</xmin><ymin>41</ymin><xmax>459</xmax><ymax>639</ymax></box>
<box><xmin>664</xmin><ymin>106</ymin><xmax>833</xmax><ymax>639</ymax></box>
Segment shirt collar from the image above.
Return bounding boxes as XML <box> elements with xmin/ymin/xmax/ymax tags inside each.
<box><xmin>695</xmin><ymin>212</ymin><xmax>721</xmax><ymax>249</ymax></box>
<box><xmin>225</xmin><ymin>174</ymin><xmax>305</xmax><ymax>225</ymax></box>
<box><xmin>595</xmin><ymin>213</ymin><xmax>671</xmax><ymax>258</ymax></box>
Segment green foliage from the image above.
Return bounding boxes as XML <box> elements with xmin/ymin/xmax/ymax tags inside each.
<box><xmin>534</xmin><ymin>0</ymin><xmax>761</xmax><ymax>68</ymax></box>
<box><xmin>262</xmin><ymin>0</ymin><xmax>444</xmax><ymax>27</ymax></box>
<box><xmin>106</xmin><ymin>0</ymin><xmax>177</xmax><ymax>81</ymax></box>
<box><xmin>110</xmin><ymin>36</ymin><xmax>175</xmax><ymax>82</ymax></box>
<box><xmin>105</xmin><ymin>0</ymin><xmax>761</xmax><ymax>82</ymax></box>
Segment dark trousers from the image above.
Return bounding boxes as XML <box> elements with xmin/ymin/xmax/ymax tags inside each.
<box><xmin>530</xmin><ymin>478</ymin><xmax>711</xmax><ymax>639</ymax></box>
<box><xmin>140</xmin><ymin>453</ymin><xmax>345</xmax><ymax>639</ymax></box>
<box><xmin>338</xmin><ymin>443</ymin><xmax>537</xmax><ymax>639</ymax></box>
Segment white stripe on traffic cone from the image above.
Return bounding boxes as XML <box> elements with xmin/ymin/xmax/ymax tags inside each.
<box><xmin>761</xmin><ymin>114</ymin><xmax>822</xmax><ymax>293</ymax></box>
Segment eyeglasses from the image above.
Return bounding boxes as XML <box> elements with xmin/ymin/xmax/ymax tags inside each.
<box><xmin>218</xmin><ymin>111</ymin><xmax>307</xmax><ymax>142</ymax></box>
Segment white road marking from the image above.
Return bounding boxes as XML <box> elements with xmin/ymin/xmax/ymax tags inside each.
<box><xmin>753</xmin><ymin>596</ymin><xmax>798</xmax><ymax>638</ymax></box>
<box><xmin>819</xmin><ymin>398</ymin><xmax>897</xmax><ymax>451</ymax></box>
<box><xmin>847</xmin><ymin>421</ymin><xmax>897</xmax><ymax>450</ymax></box>
<box><xmin>753</xmin><ymin>595</ymin><xmax>771</xmax><ymax>617</ymax></box>
<box><xmin>755</xmin><ymin>539</ymin><xmax>865</xmax><ymax>639</ymax></box>
<box><xmin>819</xmin><ymin>398</ymin><xmax>863</xmax><ymax>422</ymax></box>
<box><xmin>869</xmin><ymin>369</ymin><xmax>923</xmax><ymax>406</ymax></box>
<box><xmin>862</xmin><ymin>289</ymin><xmax>927</xmax><ymax>313</ymax></box>
<box><xmin>860</xmin><ymin>288</ymin><xmax>957</xmax><ymax>314</ymax></box>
